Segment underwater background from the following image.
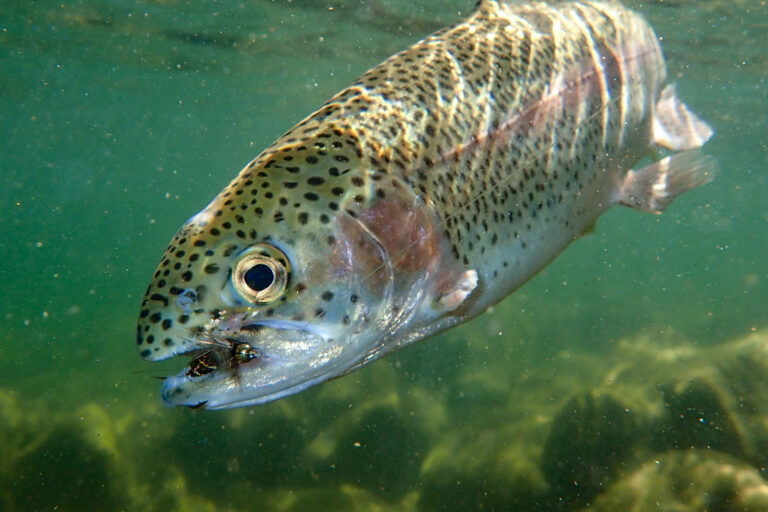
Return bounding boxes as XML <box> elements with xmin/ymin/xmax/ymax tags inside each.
<box><xmin>1</xmin><ymin>0</ymin><xmax>767</xmax><ymax>510</ymax></box>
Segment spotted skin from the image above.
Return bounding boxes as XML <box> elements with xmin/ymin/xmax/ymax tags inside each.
<box><xmin>137</xmin><ymin>1</ymin><xmax>713</xmax><ymax>408</ymax></box>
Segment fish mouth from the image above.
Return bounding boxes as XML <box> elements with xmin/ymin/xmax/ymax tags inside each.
<box><xmin>158</xmin><ymin>321</ymin><xmax>340</xmax><ymax>409</ymax></box>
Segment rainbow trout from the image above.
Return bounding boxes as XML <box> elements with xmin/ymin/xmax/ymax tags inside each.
<box><xmin>137</xmin><ymin>0</ymin><xmax>714</xmax><ymax>408</ymax></box>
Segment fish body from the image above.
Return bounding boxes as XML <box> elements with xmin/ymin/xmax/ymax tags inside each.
<box><xmin>137</xmin><ymin>0</ymin><xmax>713</xmax><ymax>408</ymax></box>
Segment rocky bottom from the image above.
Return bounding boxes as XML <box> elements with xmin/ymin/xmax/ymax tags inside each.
<box><xmin>4</xmin><ymin>331</ymin><xmax>768</xmax><ymax>511</ymax></box>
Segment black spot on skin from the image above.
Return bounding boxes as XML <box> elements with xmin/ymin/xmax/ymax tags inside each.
<box><xmin>150</xmin><ymin>294</ymin><xmax>169</xmax><ymax>306</ymax></box>
<box><xmin>306</xmin><ymin>155</ymin><xmax>319</xmax><ymax>164</ymax></box>
<box><xmin>149</xmin><ymin>313</ymin><xmax>162</xmax><ymax>323</ymax></box>
<box><xmin>179</xmin><ymin>315</ymin><xmax>190</xmax><ymax>324</ymax></box>
<box><xmin>181</xmin><ymin>271</ymin><xmax>193</xmax><ymax>281</ymax></box>
<box><xmin>304</xmin><ymin>192</ymin><xmax>319</xmax><ymax>201</ymax></box>
<box><xmin>308</xmin><ymin>176</ymin><xmax>324</xmax><ymax>186</ymax></box>
<box><xmin>204</xmin><ymin>264</ymin><xmax>219</xmax><ymax>274</ymax></box>
<box><xmin>168</xmin><ymin>287</ymin><xmax>184</xmax><ymax>296</ymax></box>
<box><xmin>298</xmin><ymin>212</ymin><xmax>309</xmax><ymax>225</ymax></box>
<box><xmin>146</xmin><ymin>334</ymin><xmax>155</xmax><ymax>344</ymax></box>
<box><xmin>350</xmin><ymin>294</ymin><xmax>359</xmax><ymax>303</ymax></box>
<box><xmin>162</xmin><ymin>319</ymin><xmax>172</xmax><ymax>330</ymax></box>
<box><xmin>284</xmin><ymin>182</ymin><xmax>298</xmax><ymax>188</ymax></box>
<box><xmin>141</xmin><ymin>349</ymin><xmax>152</xmax><ymax>357</ymax></box>
<box><xmin>164</xmin><ymin>338</ymin><xmax>173</xmax><ymax>346</ymax></box>
<box><xmin>321</xmin><ymin>291</ymin><xmax>334</xmax><ymax>301</ymax></box>
<box><xmin>139</xmin><ymin>309</ymin><xmax>150</xmax><ymax>318</ymax></box>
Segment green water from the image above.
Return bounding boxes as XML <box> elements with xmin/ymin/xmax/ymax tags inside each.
<box><xmin>2</xmin><ymin>0</ymin><xmax>766</xmax><ymax>510</ymax></box>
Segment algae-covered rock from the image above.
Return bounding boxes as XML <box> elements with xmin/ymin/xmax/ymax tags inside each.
<box><xmin>540</xmin><ymin>390</ymin><xmax>638</xmax><ymax>506</ymax></box>
<box><xmin>304</xmin><ymin>377</ymin><xmax>433</xmax><ymax>499</ymax></box>
<box><xmin>0</xmin><ymin>391</ymin><xmax>133</xmax><ymax>512</ymax></box>
<box><xmin>564</xmin><ymin>333</ymin><xmax>768</xmax><ymax>509</ymax></box>
<box><xmin>159</xmin><ymin>405</ymin><xmax>311</xmax><ymax>498</ymax></box>
<box><xmin>328</xmin><ymin>403</ymin><xmax>426</xmax><ymax>497</ymax></box>
<box><xmin>525</xmin><ymin>333</ymin><xmax>768</xmax><ymax>509</ymax></box>
<box><xmin>418</xmin><ymin>421</ymin><xmax>550</xmax><ymax>511</ymax></box>
<box><xmin>590</xmin><ymin>450</ymin><xmax>768</xmax><ymax>512</ymax></box>
<box><xmin>654</xmin><ymin>373</ymin><xmax>746</xmax><ymax>455</ymax></box>
<box><xmin>13</xmin><ymin>419</ymin><xmax>127</xmax><ymax>512</ymax></box>
<box><xmin>646</xmin><ymin>334</ymin><xmax>768</xmax><ymax>468</ymax></box>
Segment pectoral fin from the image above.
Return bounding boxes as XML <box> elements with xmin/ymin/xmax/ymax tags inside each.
<box><xmin>433</xmin><ymin>270</ymin><xmax>478</xmax><ymax>313</ymax></box>
<box><xmin>617</xmin><ymin>150</ymin><xmax>716</xmax><ymax>213</ymax></box>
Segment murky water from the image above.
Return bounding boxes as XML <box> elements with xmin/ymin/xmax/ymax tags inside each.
<box><xmin>2</xmin><ymin>1</ymin><xmax>766</xmax><ymax>510</ymax></box>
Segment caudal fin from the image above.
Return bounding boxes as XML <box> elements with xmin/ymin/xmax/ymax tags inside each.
<box><xmin>653</xmin><ymin>84</ymin><xmax>714</xmax><ymax>150</ymax></box>
<box><xmin>617</xmin><ymin>150</ymin><xmax>717</xmax><ymax>213</ymax></box>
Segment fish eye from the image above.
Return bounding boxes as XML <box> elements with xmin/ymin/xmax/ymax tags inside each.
<box><xmin>233</xmin><ymin>244</ymin><xmax>290</xmax><ymax>304</ymax></box>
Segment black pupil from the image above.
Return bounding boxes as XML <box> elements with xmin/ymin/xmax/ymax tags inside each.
<box><xmin>244</xmin><ymin>263</ymin><xmax>275</xmax><ymax>292</ymax></box>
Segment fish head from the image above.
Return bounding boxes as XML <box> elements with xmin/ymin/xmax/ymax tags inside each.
<box><xmin>137</xmin><ymin>134</ymin><xmax>448</xmax><ymax>408</ymax></box>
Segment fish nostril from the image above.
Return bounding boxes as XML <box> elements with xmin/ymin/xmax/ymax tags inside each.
<box><xmin>175</xmin><ymin>289</ymin><xmax>198</xmax><ymax>313</ymax></box>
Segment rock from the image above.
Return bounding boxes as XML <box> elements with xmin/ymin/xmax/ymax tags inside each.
<box><xmin>590</xmin><ymin>450</ymin><xmax>768</xmax><ymax>512</ymax></box>
<box><xmin>13</xmin><ymin>420</ymin><xmax>127</xmax><ymax>512</ymax></box>
<box><xmin>540</xmin><ymin>390</ymin><xmax>639</xmax><ymax>507</ymax></box>
<box><xmin>419</xmin><ymin>421</ymin><xmax>550</xmax><ymax>511</ymax></box>
<box><xmin>654</xmin><ymin>372</ymin><xmax>746</xmax><ymax>455</ymax></box>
